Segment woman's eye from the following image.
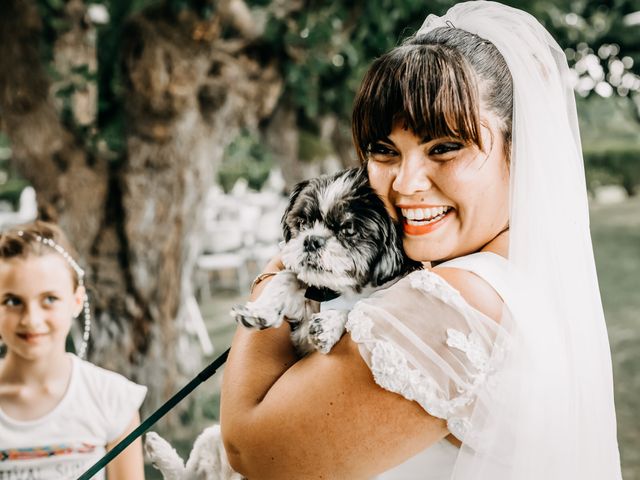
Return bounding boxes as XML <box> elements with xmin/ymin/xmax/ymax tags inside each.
<box><xmin>367</xmin><ymin>143</ymin><xmax>398</xmax><ymax>160</ymax></box>
<box><xmin>44</xmin><ymin>295</ymin><xmax>59</xmax><ymax>305</ymax></box>
<box><xmin>430</xmin><ymin>142</ymin><xmax>464</xmax><ymax>156</ymax></box>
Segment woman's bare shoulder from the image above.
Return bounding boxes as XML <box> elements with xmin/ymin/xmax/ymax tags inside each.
<box><xmin>431</xmin><ymin>264</ymin><xmax>504</xmax><ymax>323</ymax></box>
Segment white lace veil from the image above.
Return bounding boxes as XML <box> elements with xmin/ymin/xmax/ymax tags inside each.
<box><xmin>415</xmin><ymin>2</ymin><xmax>622</xmax><ymax>478</ymax></box>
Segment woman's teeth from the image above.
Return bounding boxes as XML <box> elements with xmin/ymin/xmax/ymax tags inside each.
<box><xmin>401</xmin><ymin>206</ymin><xmax>452</xmax><ymax>224</ymax></box>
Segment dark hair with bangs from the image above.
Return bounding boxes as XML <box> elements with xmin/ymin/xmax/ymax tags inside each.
<box><xmin>352</xmin><ymin>27</ymin><xmax>513</xmax><ymax>163</ymax></box>
<box><xmin>0</xmin><ymin>220</ymin><xmax>81</xmax><ymax>289</ymax></box>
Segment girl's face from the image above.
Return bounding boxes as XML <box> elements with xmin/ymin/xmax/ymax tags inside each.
<box><xmin>0</xmin><ymin>254</ymin><xmax>83</xmax><ymax>362</ymax></box>
<box><xmin>367</xmin><ymin>109</ymin><xmax>510</xmax><ymax>263</ymax></box>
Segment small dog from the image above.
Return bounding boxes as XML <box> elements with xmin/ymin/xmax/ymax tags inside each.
<box><xmin>231</xmin><ymin>166</ymin><xmax>420</xmax><ymax>354</ymax></box>
<box><xmin>145</xmin><ymin>167</ymin><xmax>419</xmax><ymax>480</ymax></box>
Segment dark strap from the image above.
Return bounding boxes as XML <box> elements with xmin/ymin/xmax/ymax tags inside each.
<box><xmin>77</xmin><ymin>347</ymin><xmax>230</xmax><ymax>480</ymax></box>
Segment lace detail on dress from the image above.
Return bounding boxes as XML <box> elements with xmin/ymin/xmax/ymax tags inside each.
<box><xmin>348</xmin><ymin>309</ymin><xmax>471</xmax><ymax>420</ymax></box>
<box><xmin>409</xmin><ymin>270</ymin><xmax>464</xmax><ymax>308</ymax></box>
<box><xmin>446</xmin><ymin>329</ymin><xmax>489</xmax><ymax>371</ymax></box>
<box><xmin>346</xmin><ymin>269</ymin><xmax>507</xmax><ymax>442</ymax></box>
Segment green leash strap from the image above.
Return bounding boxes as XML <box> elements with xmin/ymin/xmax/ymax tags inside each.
<box><xmin>77</xmin><ymin>347</ymin><xmax>231</xmax><ymax>480</ymax></box>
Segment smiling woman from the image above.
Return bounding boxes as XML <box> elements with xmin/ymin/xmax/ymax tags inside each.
<box><xmin>220</xmin><ymin>2</ymin><xmax>622</xmax><ymax>479</ymax></box>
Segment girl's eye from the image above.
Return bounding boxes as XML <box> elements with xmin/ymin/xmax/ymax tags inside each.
<box><xmin>44</xmin><ymin>295</ymin><xmax>59</xmax><ymax>305</ymax></box>
<box><xmin>367</xmin><ymin>143</ymin><xmax>398</xmax><ymax>160</ymax></box>
<box><xmin>3</xmin><ymin>296</ymin><xmax>22</xmax><ymax>307</ymax></box>
<box><xmin>430</xmin><ymin>142</ymin><xmax>464</xmax><ymax>156</ymax></box>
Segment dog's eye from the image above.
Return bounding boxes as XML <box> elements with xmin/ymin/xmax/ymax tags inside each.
<box><xmin>341</xmin><ymin>221</ymin><xmax>356</xmax><ymax>237</ymax></box>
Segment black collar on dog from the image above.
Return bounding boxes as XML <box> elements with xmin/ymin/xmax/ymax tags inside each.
<box><xmin>305</xmin><ymin>286</ymin><xmax>340</xmax><ymax>302</ymax></box>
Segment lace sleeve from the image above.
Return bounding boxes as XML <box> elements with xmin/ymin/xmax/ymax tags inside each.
<box><xmin>345</xmin><ymin>269</ymin><xmax>509</xmax><ymax>443</ymax></box>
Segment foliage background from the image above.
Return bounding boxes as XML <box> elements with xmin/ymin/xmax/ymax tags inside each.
<box><xmin>0</xmin><ymin>0</ymin><xmax>638</xmax><ymax>478</ymax></box>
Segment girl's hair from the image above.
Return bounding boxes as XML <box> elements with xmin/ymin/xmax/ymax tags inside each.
<box><xmin>0</xmin><ymin>220</ymin><xmax>81</xmax><ymax>289</ymax></box>
<box><xmin>352</xmin><ymin>27</ymin><xmax>513</xmax><ymax>163</ymax></box>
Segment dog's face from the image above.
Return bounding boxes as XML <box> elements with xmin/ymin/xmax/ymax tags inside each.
<box><xmin>280</xmin><ymin>167</ymin><xmax>415</xmax><ymax>292</ymax></box>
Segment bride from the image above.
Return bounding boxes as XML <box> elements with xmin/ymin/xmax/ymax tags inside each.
<box><xmin>220</xmin><ymin>2</ymin><xmax>623</xmax><ymax>478</ymax></box>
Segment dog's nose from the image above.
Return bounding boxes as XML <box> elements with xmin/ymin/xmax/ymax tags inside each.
<box><xmin>304</xmin><ymin>235</ymin><xmax>326</xmax><ymax>252</ymax></box>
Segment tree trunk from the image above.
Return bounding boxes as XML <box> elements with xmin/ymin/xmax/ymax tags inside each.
<box><xmin>0</xmin><ymin>0</ymin><xmax>281</xmax><ymax>412</ymax></box>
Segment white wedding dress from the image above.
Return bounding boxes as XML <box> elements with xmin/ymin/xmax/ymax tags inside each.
<box><xmin>339</xmin><ymin>252</ymin><xmax>510</xmax><ymax>479</ymax></box>
<box><xmin>379</xmin><ymin>252</ymin><xmax>510</xmax><ymax>479</ymax></box>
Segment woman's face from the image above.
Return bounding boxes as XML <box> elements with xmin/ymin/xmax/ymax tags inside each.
<box><xmin>367</xmin><ymin>109</ymin><xmax>510</xmax><ymax>263</ymax></box>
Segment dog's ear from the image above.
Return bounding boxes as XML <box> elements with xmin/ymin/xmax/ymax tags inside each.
<box><xmin>281</xmin><ymin>179</ymin><xmax>310</xmax><ymax>242</ymax></box>
<box><xmin>371</xmin><ymin>219</ymin><xmax>406</xmax><ymax>287</ymax></box>
<box><xmin>370</xmin><ymin>210</ymin><xmax>423</xmax><ymax>286</ymax></box>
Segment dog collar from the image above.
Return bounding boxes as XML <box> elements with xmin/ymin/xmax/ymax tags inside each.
<box><xmin>305</xmin><ymin>286</ymin><xmax>341</xmax><ymax>302</ymax></box>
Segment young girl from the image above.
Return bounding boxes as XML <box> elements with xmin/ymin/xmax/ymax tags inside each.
<box><xmin>0</xmin><ymin>221</ymin><xmax>146</xmax><ymax>480</ymax></box>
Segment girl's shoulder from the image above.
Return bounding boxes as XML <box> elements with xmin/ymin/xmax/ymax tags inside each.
<box><xmin>71</xmin><ymin>355</ymin><xmax>147</xmax><ymax>442</ymax></box>
<box><xmin>72</xmin><ymin>354</ymin><xmax>147</xmax><ymax>401</ymax></box>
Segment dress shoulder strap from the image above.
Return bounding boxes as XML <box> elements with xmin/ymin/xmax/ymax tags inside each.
<box><xmin>437</xmin><ymin>252</ymin><xmax>511</xmax><ymax>304</ymax></box>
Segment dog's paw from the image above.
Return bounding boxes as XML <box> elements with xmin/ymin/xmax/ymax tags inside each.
<box><xmin>144</xmin><ymin>431</ymin><xmax>186</xmax><ymax>479</ymax></box>
<box><xmin>230</xmin><ymin>271</ymin><xmax>306</xmax><ymax>330</ymax></box>
<box><xmin>308</xmin><ymin>310</ymin><xmax>348</xmax><ymax>354</ymax></box>
<box><xmin>230</xmin><ymin>303</ymin><xmax>283</xmax><ymax>330</ymax></box>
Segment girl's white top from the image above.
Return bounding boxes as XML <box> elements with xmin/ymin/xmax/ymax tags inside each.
<box><xmin>0</xmin><ymin>354</ymin><xmax>147</xmax><ymax>480</ymax></box>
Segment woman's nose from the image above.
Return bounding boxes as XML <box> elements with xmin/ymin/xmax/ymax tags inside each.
<box><xmin>391</xmin><ymin>154</ymin><xmax>432</xmax><ymax>195</ymax></box>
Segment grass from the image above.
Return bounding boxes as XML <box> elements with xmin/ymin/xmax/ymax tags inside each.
<box><xmin>590</xmin><ymin>196</ymin><xmax>640</xmax><ymax>480</ymax></box>
<box><xmin>144</xmin><ymin>196</ymin><xmax>640</xmax><ymax>479</ymax></box>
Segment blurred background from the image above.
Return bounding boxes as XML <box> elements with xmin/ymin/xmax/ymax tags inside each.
<box><xmin>0</xmin><ymin>0</ymin><xmax>638</xmax><ymax>478</ymax></box>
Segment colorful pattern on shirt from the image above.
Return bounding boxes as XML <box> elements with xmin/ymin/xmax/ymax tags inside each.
<box><xmin>0</xmin><ymin>443</ymin><xmax>96</xmax><ymax>462</ymax></box>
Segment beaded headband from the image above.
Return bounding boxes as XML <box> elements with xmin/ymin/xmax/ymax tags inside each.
<box><xmin>16</xmin><ymin>230</ymin><xmax>92</xmax><ymax>358</ymax></box>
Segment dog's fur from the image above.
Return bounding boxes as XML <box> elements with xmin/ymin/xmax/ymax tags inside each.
<box><xmin>145</xmin><ymin>167</ymin><xmax>419</xmax><ymax>479</ymax></box>
<box><xmin>231</xmin><ymin>166</ymin><xmax>419</xmax><ymax>354</ymax></box>
<box><xmin>145</xmin><ymin>426</ymin><xmax>241</xmax><ymax>480</ymax></box>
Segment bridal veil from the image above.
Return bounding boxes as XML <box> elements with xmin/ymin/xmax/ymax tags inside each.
<box><xmin>346</xmin><ymin>2</ymin><xmax>622</xmax><ymax>478</ymax></box>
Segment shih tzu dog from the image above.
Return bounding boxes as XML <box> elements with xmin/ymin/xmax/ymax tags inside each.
<box><xmin>231</xmin><ymin>166</ymin><xmax>420</xmax><ymax>355</ymax></box>
<box><xmin>145</xmin><ymin>167</ymin><xmax>419</xmax><ymax>480</ymax></box>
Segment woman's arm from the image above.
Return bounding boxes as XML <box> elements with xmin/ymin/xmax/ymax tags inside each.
<box><xmin>220</xmin><ymin>262</ymin><xmax>503</xmax><ymax>479</ymax></box>
<box><xmin>220</xmin><ymin>256</ymin><xmax>299</xmax><ymax>410</ymax></box>
<box><xmin>221</xmin><ymin>331</ymin><xmax>449</xmax><ymax>479</ymax></box>
<box><xmin>106</xmin><ymin>413</ymin><xmax>145</xmax><ymax>480</ymax></box>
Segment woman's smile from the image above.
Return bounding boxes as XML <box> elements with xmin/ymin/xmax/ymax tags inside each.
<box><xmin>399</xmin><ymin>205</ymin><xmax>454</xmax><ymax>236</ymax></box>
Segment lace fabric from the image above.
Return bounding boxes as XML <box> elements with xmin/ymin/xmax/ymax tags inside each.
<box><xmin>346</xmin><ymin>268</ymin><xmax>508</xmax><ymax>447</ymax></box>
